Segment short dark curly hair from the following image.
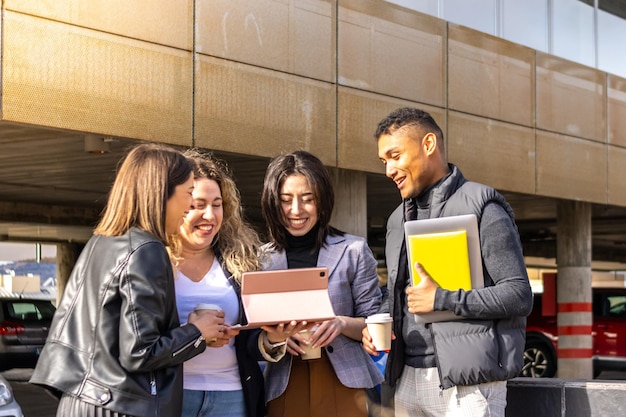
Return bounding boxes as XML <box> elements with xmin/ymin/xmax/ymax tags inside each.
<box><xmin>374</xmin><ymin>107</ymin><xmax>444</xmax><ymax>148</ymax></box>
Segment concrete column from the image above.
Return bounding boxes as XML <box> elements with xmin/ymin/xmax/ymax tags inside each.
<box><xmin>328</xmin><ymin>167</ymin><xmax>367</xmax><ymax>238</ymax></box>
<box><xmin>556</xmin><ymin>200</ymin><xmax>593</xmax><ymax>379</ymax></box>
<box><xmin>55</xmin><ymin>242</ymin><xmax>81</xmax><ymax>306</ymax></box>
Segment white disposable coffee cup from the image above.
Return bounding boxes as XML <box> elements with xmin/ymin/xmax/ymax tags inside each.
<box><xmin>365</xmin><ymin>313</ymin><xmax>393</xmax><ymax>351</ymax></box>
<box><xmin>299</xmin><ymin>328</ymin><xmax>321</xmax><ymax>360</ymax></box>
<box><xmin>193</xmin><ymin>303</ymin><xmax>223</xmax><ymax>345</ymax></box>
<box><xmin>194</xmin><ymin>303</ymin><xmax>222</xmax><ymax>313</ymax></box>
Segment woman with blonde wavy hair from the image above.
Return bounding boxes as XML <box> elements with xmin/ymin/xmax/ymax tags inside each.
<box><xmin>169</xmin><ymin>149</ymin><xmax>307</xmax><ymax>417</ymax></box>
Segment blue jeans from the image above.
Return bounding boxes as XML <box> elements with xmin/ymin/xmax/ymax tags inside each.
<box><xmin>181</xmin><ymin>389</ymin><xmax>246</xmax><ymax>417</ymax></box>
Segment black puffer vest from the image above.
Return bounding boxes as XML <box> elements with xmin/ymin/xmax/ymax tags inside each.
<box><xmin>385</xmin><ymin>165</ymin><xmax>527</xmax><ymax>389</ymax></box>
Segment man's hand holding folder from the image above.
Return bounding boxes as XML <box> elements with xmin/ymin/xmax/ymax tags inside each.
<box><xmin>404</xmin><ymin>214</ymin><xmax>484</xmax><ymax>323</ymax></box>
<box><xmin>406</xmin><ymin>262</ymin><xmax>438</xmax><ymax>314</ymax></box>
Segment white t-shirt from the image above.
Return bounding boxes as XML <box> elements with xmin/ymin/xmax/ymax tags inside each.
<box><xmin>175</xmin><ymin>258</ymin><xmax>242</xmax><ymax>391</ymax></box>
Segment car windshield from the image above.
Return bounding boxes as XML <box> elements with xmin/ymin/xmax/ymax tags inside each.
<box><xmin>5</xmin><ymin>300</ymin><xmax>55</xmax><ymax>321</ymax></box>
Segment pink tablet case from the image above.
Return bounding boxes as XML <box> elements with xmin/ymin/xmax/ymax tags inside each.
<box><xmin>239</xmin><ymin>267</ymin><xmax>335</xmax><ymax>328</ymax></box>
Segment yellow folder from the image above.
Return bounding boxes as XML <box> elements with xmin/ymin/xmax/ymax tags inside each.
<box><xmin>407</xmin><ymin>230</ymin><xmax>472</xmax><ymax>291</ymax></box>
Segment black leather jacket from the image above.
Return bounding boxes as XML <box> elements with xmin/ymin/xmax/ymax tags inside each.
<box><xmin>30</xmin><ymin>228</ymin><xmax>206</xmax><ymax>417</ymax></box>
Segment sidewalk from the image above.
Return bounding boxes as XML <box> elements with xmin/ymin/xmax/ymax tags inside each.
<box><xmin>4</xmin><ymin>367</ymin><xmax>626</xmax><ymax>417</ymax></box>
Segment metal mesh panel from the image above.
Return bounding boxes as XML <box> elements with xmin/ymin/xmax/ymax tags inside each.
<box><xmin>194</xmin><ymin>55</ymin><xmax>336</xmax><ymax>164</ymax></box>
<box><xmin>4</xmin><ymin>0</ymin><xmax>191</xmax><ymax>49</ymax></box>
<box><xmin>2</xmin><ymin>12</ymin><xmax>192</xmax><ymax>145</ymax></box>
<box><xmin>536</xmin><ymin>52</ymin><xmax>607</xmax><ymax>143</ymax></box>
<box><xmin>536</xmin><ymin>131</ymin><xmax>607</xmax><ymax>203</ymax></box>
<box><xmin>196</xmin><ymin>0</ymin><xmax>334</xmax><ymax>82</ymax></box>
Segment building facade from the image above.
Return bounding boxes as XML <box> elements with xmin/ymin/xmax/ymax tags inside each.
<box><xmin>1</xmin><ymin>0</ymin><xmax>626</xmax><ymax>378</ymax></box>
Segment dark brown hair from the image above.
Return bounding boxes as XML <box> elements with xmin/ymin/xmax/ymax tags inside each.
<box><xmin>261</xmin><ymin>150</ymin><xmax>343</xmax><ymax>251</ymax></box>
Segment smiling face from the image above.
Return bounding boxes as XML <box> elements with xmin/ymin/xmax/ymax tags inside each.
<box><xmin>377</xmin><ymin>127</ymin><xmax>441</xmax><ymax>199</ymax></box>
<box><xmin>165</xmin><ymin>173</ymin><xmax>195</xmax><ymax>235</ymax></box>
<box><xmin>279</xmin><ymin>174</ymin><xmax>319</xmax><ymax>237</ymax></box>
<box><xmin>178</xmin><ymin>178</ymin><xmax>223</xmax><ymax>251</ymax></box>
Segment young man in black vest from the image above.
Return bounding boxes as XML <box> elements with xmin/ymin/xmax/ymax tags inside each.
<box><xmin>362</xmin><ymin>107</ymin><xmax>533</xmax><ymax>417</ymax></box>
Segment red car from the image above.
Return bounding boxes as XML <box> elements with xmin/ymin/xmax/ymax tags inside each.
<box><xmin>522</xmin><ymin>287</ymin><xmax>626</xmax><ymax>378</ymax></box>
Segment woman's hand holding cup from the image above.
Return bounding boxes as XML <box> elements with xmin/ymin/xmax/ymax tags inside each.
<box><xmin>188</xmin><ymin>303</ymin><xmax>227</xmax><ymax>346</ymax></box>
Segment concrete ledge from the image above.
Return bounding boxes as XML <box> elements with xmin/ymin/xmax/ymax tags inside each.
<box><xmin>507</xmin><ymin>377</ymin><xmax>626</xmax><ymax>417</ymax></box>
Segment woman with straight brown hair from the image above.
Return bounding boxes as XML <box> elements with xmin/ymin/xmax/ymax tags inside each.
<box><xmin>31</xmin><ymin>143</ymin><xmax>225</xmax><ymax>417</ymax></box>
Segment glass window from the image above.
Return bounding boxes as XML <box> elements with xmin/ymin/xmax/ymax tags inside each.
<box><xmin>607</xmin><ymin>295</ymin><xmax>626</xmax><ymax>317</ymax></box>
<box><xmin>551</xmin><ymin>0</ymin><xmax>595</xmax><ymax>68</ymax></box>
<box><xmin>8</xmin><ymin>300</ymin><xmax>55</xmax><ymax>321</ymax></box>
<box><xmin>386</xmin><ymin>0</ymin><xmax>440</xmax><ymax>16</ymax></box>
<box><xmin>443</xmin><ymin>0</ymin><xmax>497</xmax><ymax>35</ymax></box>
<box><xmin>597</xmin><ymin>9</ymin><xmax>626</xmax><ymax>77</ymax></box>
<box><xmin>501</xmin><ymin>0</ymin><xmax>548</xmax><ymax>51</ymax></box>
<box><xmin>580</xmin><ymin>0</ymin><xmax>626</xmax><ymax>20</ymax></box>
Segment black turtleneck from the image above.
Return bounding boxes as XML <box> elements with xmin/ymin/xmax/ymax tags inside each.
<box><xmin>406</xmin><ymin>169</ymin><xmax>453</xmax><ymax>220</ymax></box>
<box><xmin>285</xmin><ymin>224</ymin><xmax>320</xmax><ymax>269</ymax></box>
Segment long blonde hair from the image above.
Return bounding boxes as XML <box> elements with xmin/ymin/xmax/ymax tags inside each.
<box><xmin>170</xmin><ymin>149</ymin><xmax>262</xmax><ymax>282</ymax></box>
<box><xmin>95</xmin><ymin>143</ymin><xmax>192</xmax><ymax>243</ymax></box>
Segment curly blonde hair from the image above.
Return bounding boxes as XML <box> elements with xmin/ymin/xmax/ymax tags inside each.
<box><xmin>169</xmin><ymin>149</ymin><xmax>262</xmax><ymax>283</ymax></box>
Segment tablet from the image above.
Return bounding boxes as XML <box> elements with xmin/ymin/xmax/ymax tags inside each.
<box><xmin>404</xmin><ymin>214</ymin><xmax>484</xmax><ymax>323</ymax></box>
<box><xmin>238</xmin><ymin>267</ymin><xmax>335</xmax><ymax>328</ymax></box>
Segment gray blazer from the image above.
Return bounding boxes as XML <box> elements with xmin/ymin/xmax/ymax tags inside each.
<box><xmin>262</xmin><ymin>232</ymin><xmax>384</xmax><ymax>403</ymax></box>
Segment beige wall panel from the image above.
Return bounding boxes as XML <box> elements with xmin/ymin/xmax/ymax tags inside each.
<box><xmin>608</xmin><ymin>145</ymin><xmax>626</xmax><ymax>206</ymax></box>
<box><xmin>196</xmin><ymin>0</ymin><xmax>334</xmax><ymax>82</ymax></box>
<box><xmin>448</xmin><ymin>25</ymin><xmax>534</xmax><ymax>126</ymax></box>
<box><xmin>6</xmin><ymin>0</ymin><xmax>192</xmax><ymax>49</ymax></box>
<box><xmin>194</xmin><ymin>56</ymin><xmax>335</xmax><ymax>164</ymax></box>
<box><xmin>447</xmin><ymin>112</ymin><xmax>535</xmax><ymax>194</ymax></box>
<box><xmin>2</xmin><ymin>12</ymin><xmax>192</xmax><ymax>145</ymax></box>
<box><xmin>608</xmin><ymin>75</ymin><xmax>626</xmax><ymax>147</ymax></box>
<box><xmin>337</xmin><ymin>87</ymin><xmax>445</xmax><ymax>173</ymax></box>
<box><xmin>536</xmin><ymin>132</ymin><xmax>607</xmax><ymax>203</ymax></box>
<box><xmin>338</xmin><ymin>0</ymin><xmax>446</xmax><ymax>107</ymax></box>
<box><xmin>536</xmin><ymin>53</ymin><xmax>606</xmax><ymax>142</ymax></box>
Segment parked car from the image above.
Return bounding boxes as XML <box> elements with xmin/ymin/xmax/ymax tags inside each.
<box><xmin>0</xmin><ymin>297</ymin><xmax>55</xmax><ymax>371</ymax></box>
<box><xmin>522</xmin><ymin>288</ymin><xmax>626</xmax><ymax>378</ymax></box>
<box><xmin>0</xmin><ymin>374</ymin><xmax>23</xmax><ymax>417</ymax></box>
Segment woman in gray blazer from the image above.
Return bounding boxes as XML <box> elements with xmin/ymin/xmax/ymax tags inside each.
<box><xmin>260</xmin><ymin>150</ymin><xmax>383</xmax><ymax>417</ymax></box>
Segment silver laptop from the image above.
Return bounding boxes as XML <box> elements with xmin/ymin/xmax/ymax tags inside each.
<box><xmin>404</xmin><ymin>214</ymin><xmax>484</xmax><ymax>323</ymax></box>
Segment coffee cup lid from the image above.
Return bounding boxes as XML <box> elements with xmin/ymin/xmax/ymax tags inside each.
<box><xmin>194</xmin><ymin>303</ymin><xmax>221</xmax><ymax>311</ymax></box>
<box><xmin>365</xmin><ymin>313</ymin><xmax>393</xmax><ymax>323</ymax></box>
<box><xmin>299</xmin><ymin>325</ymin><xmax>319</xmax><ymax>333</ymax></box>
